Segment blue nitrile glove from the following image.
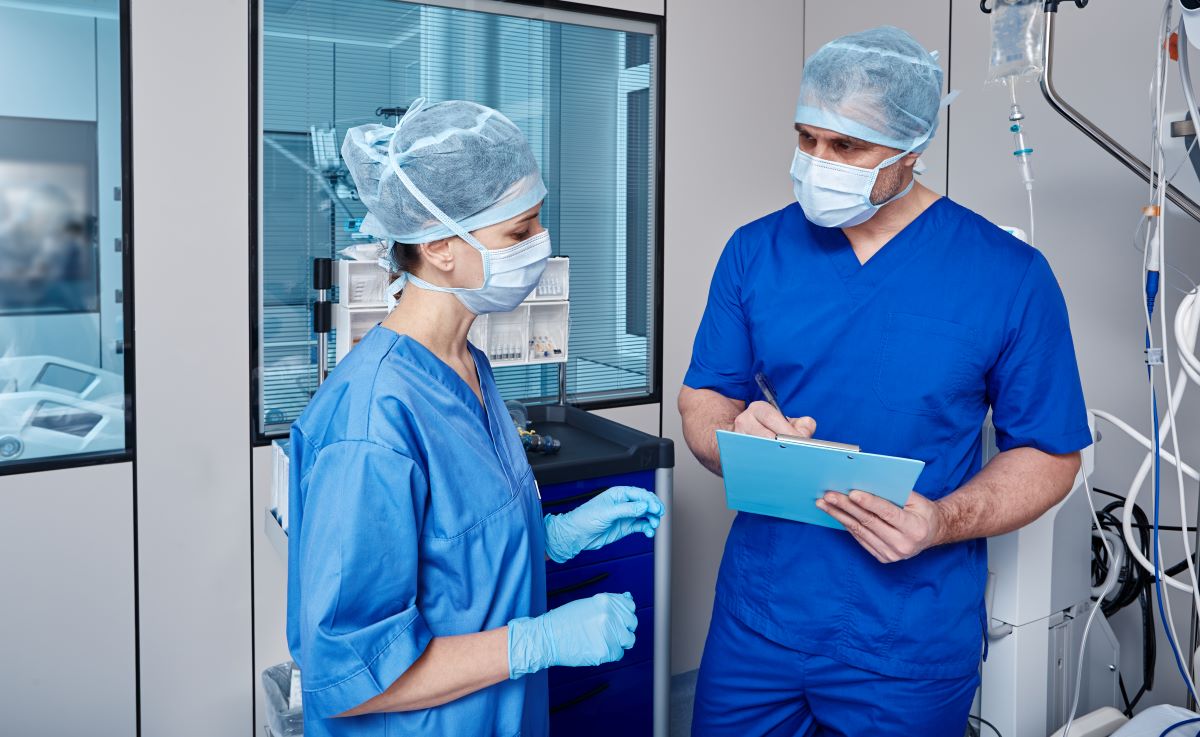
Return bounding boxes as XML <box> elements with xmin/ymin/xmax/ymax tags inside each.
<box><xmin>507</xmin><ymin>592</ymin><xmax>638</xmax><ymax>678</ymax></box>
<box><xmin>543</xmin><ymin>486</ymin><xmax>665</xmax><ymax>564</ymax></box>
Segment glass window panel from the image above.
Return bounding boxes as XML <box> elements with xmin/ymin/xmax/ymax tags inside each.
<box><xmin>257</xmin><ymin>0</ymin><xmax>659</xmax><ymax>437</ymax></box>
<box><xmin>0</xmin><ymin>1</ymin><xmax>130</xmax><ymax>470</ymax></box>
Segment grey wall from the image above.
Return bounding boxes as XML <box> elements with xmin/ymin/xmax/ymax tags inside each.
<box><xmin>0</xmin><ymin>462</ymin><xmax>136</xmax><ymax>736</ymax></box>
<box><xmin>131</xmin><ymin>0</ymin><xmax>254</xmax><ymax>733</ymax></box>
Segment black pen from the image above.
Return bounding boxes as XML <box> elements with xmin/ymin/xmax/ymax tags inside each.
<box><xmin>754</xmin><ymin>372</ymin><xmax>788</xmax><ymax>421</ymax></box>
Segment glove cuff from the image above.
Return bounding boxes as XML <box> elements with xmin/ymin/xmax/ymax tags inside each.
<box><xmin>507</xmin><ymin>617</ymin><xmax>537</xmax><ymax>679</ymax></box>
<box><xmin>542</xmin><ymin>513</ymin><xmax>576</xmax><ymax>564</ymax></box>
<box><xmin>508</xmin><ymin>613</ymin><xmax>559</xmax><ymax>679</ymax></box>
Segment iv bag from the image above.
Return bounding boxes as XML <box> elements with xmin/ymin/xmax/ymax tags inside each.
<box><xmin>987</xmin><ymin>0</ymin><xmax>1046</xmax><ymax>82</ymax></box>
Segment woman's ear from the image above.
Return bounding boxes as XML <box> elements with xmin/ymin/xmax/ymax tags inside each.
<box><xmin>419</xmin><ymin>238</ymin><xmax>455</xmax><ymax>273</ymax></box>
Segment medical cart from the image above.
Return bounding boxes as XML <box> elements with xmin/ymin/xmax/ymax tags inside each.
<box><xmin>524</xmin><ymin>405</ymin><xmax>673</xmax><ymax>737</ymax></box>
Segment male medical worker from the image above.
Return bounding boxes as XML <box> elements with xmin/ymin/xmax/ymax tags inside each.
<box><xmin>679</xmin><ymin>27</ymin><xmax>1090</xmax><ymax>736</ymax></box>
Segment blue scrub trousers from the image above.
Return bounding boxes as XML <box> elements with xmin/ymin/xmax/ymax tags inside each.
<box><xmin>691</xmin><ymin>602</ymin><xmax>979</xmax><ymax>737</ymax></box>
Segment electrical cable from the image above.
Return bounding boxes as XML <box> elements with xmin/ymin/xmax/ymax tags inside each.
<box><xmin>1090</xmin><ymin>493</ymin><xmax>1157</xmax><ymax>714</ymax></box>
<box><xmin>968</xmin><ymin>713</ymin><xmax>1004</xmax><ymax>737</ymax></box>
<box><xmin>1062</xmin><ymin>459</ymin><xmax>1120</xmax><ymax>737</ymax></box>
<box><xmin>1161</xmin><ymin>716</ymin><xmax>1200</xmax><ymax>737</ymax></box>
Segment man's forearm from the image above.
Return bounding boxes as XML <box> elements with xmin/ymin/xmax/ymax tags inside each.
<box><xmin>678</xmin><ymin>386</ymin><xmax>743</xmax><ymax>476</ymax></box>
<box><xmin>935</xmin><ymin>447</ymin><xmax>1082</xmax><ymax>546</ymax></box>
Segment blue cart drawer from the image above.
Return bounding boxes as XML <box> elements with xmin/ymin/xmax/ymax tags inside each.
<box><xmin>548</xmin><ymin>660</ymin><xmax>653</xmax><ymax>737</ymax></box>
<box><xmin>539</xmin><ymin>470</ymin><xmax>657</xmax><ymax>508</ymax></box>
<box><xmin>548</xmin><ymin>606</ymin><xmax>653</xmax><ymax>686</ymax></box>
<box><xmin>541</xmin><ymin>470</ymin><xmax>658</xmax><ymax>570</ymax></box>
<box><xmin>546</xmin><ymin>552</ymin><xmax>654</xmax><ymax>611</ymax></box>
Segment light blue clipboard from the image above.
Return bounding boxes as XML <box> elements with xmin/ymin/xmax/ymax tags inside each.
<box><xmin>716</xmin><ymin>430</ymin><xmax>925</xmax><ymax>530</ymax></box>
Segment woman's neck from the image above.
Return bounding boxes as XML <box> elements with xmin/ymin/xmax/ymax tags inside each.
<box><xmin>380</xmin><ymin>282</ymin><xmax>476</xmax><ymax>364</ymax></box>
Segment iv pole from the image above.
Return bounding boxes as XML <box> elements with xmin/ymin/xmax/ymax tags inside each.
<box><xmin>1039</xmin><ymin>2</ymin><xmax>1200</xmax><ymax>224</ymax></box>
<box><xmin>1037</xmin><ymin>0</ymin><xmax>1200</xmax><ymax>708</ymax></box>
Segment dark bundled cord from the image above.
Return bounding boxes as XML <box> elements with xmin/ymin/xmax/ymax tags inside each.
<box><xmin>1090</xmin><ymin>488</ymin><xmax>1158</xmax><ymax>715</ymax></box>
<box><xmin>968</xmin><ymin>714</ymin><xmax>1003</xmax><ymax>737</ymax></box>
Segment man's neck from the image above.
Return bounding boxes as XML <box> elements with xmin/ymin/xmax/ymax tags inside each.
<box><xmin>842</xmin><ymin>182</ymin><xmax>941</xmax><ymax>265</ymax></box>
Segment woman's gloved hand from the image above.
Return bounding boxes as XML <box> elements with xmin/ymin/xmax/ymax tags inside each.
<box><xmin>507</xmin><ymin>592</ymin><xmax>638</xmax><ymax>678</ymax></box>
<box><xmin>543</xmin><ymin>486</ymin><xmax>664</xmax><ymax>564</ymax></box>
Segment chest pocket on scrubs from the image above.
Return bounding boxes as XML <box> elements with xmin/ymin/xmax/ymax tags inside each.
<box><xmin>874</xmin><ymin>312</ymin><xmax>978</xmax><ymax>417</ymax></box>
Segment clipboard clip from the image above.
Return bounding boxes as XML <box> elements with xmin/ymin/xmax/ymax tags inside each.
<box><xmin>776</xmin><ymin>434</ymin><xmax>862</xmax><ymax>453</ymax></box>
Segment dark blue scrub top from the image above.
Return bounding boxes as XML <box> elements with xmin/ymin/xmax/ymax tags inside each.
<box><xmin>288</xmin><ymin>328</ymin><xmax>548</xmax><ymax>737</ymax></box>
<box><xmin>685</xmin><ymin>199</ymin><xmax>1091</xmax><ymax>679</ymax></box>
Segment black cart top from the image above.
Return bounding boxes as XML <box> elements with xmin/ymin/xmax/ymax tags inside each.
<box><xmin>523</xmin><ymin>404</ymin><xmax>674</xmax><ymax>486</ymax></box>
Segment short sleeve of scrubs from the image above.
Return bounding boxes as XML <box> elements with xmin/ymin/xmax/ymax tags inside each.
<box><xmin>293</xmin><ymin>439</ymin><xmax>434</xmax><ymax>719</ymax></box>
<box><xmin>986</xmin><ymin>253</ymin><xmax>1091</xmax><ymax>454</ymax></box>
<box><xmin>684</xmin><ymin>232</ymin><xmax>755</xmax><ymax>401</ymax></box>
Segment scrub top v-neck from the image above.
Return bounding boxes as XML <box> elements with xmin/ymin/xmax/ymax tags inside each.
<box><xmin>288</xmin><ymin>327</ymin><xmax>548</xmax><ymax>737</ymax></box>
<box><xmin>685</xmin><ymin>199</ymin><xmax>1090</xmax><ymax>679</ymax></box>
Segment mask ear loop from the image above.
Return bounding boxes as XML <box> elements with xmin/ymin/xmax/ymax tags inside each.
<box><xmin>385</xmin><ymin>98</ymin><xmax>494</xmax><ymax>287</ymax></box>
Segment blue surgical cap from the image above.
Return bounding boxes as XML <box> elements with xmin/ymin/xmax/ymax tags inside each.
<box><xmin>795</xmin><ymin>26</ymin><xmax>948</xmax><ymax>153</ymax></box>
<box><xmin>341</xmin><ymin>99</ymin><xmax>547</xmax><ymax>245</ymax></box>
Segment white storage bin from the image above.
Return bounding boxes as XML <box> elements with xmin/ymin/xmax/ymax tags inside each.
<box><xmin>333</xmin><ymin>304</ymin><xmax>389</xmax><ymax>364</ymax></box>
<box><xmin>336</xmin><ymin>259</ymin><xmax>390</xmax><ymax>308</ymax></box>
<box><xmin>527</xmin><ymin>303</ymin><xmax>569</xmax><ymax>364</ymax></box>
<box><xmin>529</xmin><ymin>257</ymin><xmax>569</xmax><ymax>301</ymax></box>
<box><xmin>486</xmin><ymin>305</ymin><xmax>530</xmax><ymax>365</ymax></box>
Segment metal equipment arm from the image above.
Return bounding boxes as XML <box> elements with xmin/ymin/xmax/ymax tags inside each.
<box><xmin>1040</xmin><ymin>7</ymin><xmax>1200</xmax><ymax>223</ymax></box>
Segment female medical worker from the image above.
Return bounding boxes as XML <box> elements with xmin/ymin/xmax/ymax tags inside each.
<box><xmin>286</xmin><ymin>99</ymin><xmax>665</xmax><ymax>737</ymax></box>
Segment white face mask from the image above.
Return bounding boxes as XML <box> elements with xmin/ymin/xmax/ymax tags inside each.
<box><xmin>385</xmin><ymin>230</ymin><xmax>551</xmax><ymax>314</ymax></box>
<box><xmin>790</xmin><ymin>147</ymin><xmax>914</xmax><ymax>229</ymax></box>
<box><xmin>385</xmin><ymin>128</ymin><xmax>551</xmax><ymax>314</ymax></box>
<box><xmin>790</xmin><ymin>92</ymin><xmax>957</xmax><ymax>229</ymax></box>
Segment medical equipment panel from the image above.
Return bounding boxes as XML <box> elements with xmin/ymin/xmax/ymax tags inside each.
<box><xmin>0</xmin><ymin>356</ymin><xmax>126</xmax><ymax>463</ymax></box>
<box><xmin>33</xmin><ymin>362</ymin><xmax>102</xmax><ymax>398</ymax></box>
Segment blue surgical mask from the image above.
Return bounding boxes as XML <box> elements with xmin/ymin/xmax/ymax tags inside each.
<box><xmin>384</xmin><ymin>127</ymin><xmax>551</xmax><ymax>315</ymax></box>
<box><xmin>790</xmin><ymin>146</ymin><xmax>915</xmax><ymax>228</ymax></box>
<box><xmin>385</xmin><ymin>230</ymin><xmax>552</xmax><ymax>314</ymax></box>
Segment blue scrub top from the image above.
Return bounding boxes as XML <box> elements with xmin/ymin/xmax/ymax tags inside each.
<box><xmin>685</xmin><ymin>199</ymin><xmax>1091</xmax><ymax>680</ymax></box>
<box><xmin>287</xmin><ymin>327</ymin><xmax>548</xmax><ymax>737</ymax></box>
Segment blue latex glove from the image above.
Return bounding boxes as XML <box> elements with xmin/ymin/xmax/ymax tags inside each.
<box><xmin>543</xmin><ymin>486</ymin><xmax>665</xmax><ymax>564</ymax></box>
<box><xmin>507</xmin><ymin>592</ymin><xmax>637</xmax><ymax>678</ymax></box>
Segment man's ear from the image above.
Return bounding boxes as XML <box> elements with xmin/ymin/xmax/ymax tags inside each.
<box><xmin>420</xmin><ymin>238</ymin><xmax>456</xmax><ymax>273</ymax></box>
<box><xmin>900</xmin><ymin>151</ymin><xmax>921</xmax><ymax>169</ymax></box>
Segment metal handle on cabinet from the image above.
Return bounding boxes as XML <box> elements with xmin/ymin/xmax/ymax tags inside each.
<box><xmin>547</xmin><ymin>572</ymin><xmax>611</xmax><ymax>599</ymax></box>
<box><xmin>549</xmin><ymin>682</ymin><xmax>610</xmax><ymax>714</ymax></box>
<box><xmin>541</xmin><ymin>487</ymin><xmax>606</xmax><ymax>510</ymax></box>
